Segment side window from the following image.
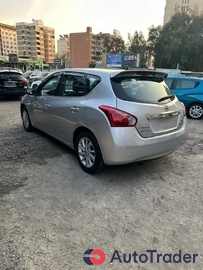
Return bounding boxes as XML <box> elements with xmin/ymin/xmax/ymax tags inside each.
<box><xmin>38</xmin><ymin>74</ymin><xmax>61</xmax><ymax>96</ymax></box>
<box><xmin>165</xmin><ymin>78</ymin><xmax>173</xmax><ymax>88</ymax></box>
<box><xmin>86</xmin><ymin>74</ymin><xmax>101</xmax><ymax>93</ymax></box>
<box><xmin>60</xmin><ymin>74</ymin><xmax>85</xmax><ymax>96</ymax></box>
<box><xmin>175</xmin><ymin>79</ymin><xmax>199</xmax><ymax>89</ymax></box>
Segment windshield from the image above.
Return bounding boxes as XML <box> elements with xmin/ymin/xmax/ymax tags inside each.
<box><xmin>0</xmin><ymin>72</ymin><xmax>24</xmax><ymax>80</ymax></box>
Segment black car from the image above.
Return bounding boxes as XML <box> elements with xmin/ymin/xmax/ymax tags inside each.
<box><xmin>0</xmin><ymin>69</ymin><xmax>28</xmax><ymax>97</ymax></box>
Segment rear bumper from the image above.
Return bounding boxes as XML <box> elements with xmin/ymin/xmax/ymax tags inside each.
<box><xmin>0</xmin><ymin>88</ymin><xmax>26</xmax><ymax>96</ymax></box>
<box><xmin>97</xmin><ymin>119</ymin><xmax>188</xmax><ymax>165</ymax></box>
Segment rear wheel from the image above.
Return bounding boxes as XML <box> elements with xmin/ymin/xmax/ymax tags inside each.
<box><xmin>76</xmin><ymin>132</ymin><xmax>104</xmax><ymax>174</ymax></box>
<box><xmin>21</xmin><ymin>107</ymin><xmax>33</xmax><ymax>131</ymax></box>
<box><xmin>187</xmin><ymin>103</ymin><xmax>203</xmax><ymax>119</ymax></box>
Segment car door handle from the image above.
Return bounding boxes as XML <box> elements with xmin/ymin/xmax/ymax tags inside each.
<box><xmin>44</xmin><ymin>103</ymin><xmax>50</xmax><ymax>109</ymax></box>
<box><xmin>70</xmin><ymin>106</ymin><xmax>79</xmax><ymax>113</ymax></box>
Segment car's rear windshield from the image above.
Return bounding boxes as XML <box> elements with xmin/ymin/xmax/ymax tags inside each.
<box><xmin>0</xmin><ymin>72</ymin><xmax>24</xmax><ymax>80</ymax></box>
<box><xmin>111</xmin><ymin>77</ymin><xmax>175</xmax><ymax>104</ymax></box>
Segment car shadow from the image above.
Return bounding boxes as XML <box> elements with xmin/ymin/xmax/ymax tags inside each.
<box><xmin>0</xmin><ymin>96</ymin><xmax>23</xmax><ymax>102</ymax></box>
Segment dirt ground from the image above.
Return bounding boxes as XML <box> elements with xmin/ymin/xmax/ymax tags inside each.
<box><xmin>0</xmin><ymin>99</ymin><xmax>203</xmax><ymax>270</ymax></box>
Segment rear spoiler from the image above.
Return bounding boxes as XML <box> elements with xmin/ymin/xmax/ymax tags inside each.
<box><xmin>111</xmin><ymin>70</ymin><xmax>168</xmax><ymax>80</ymax></box>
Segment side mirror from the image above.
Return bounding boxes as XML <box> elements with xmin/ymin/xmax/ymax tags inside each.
<box><xmin>26</xmin><ymin>88</ymin><xmax>36</xmax><ymax>95</ymax></box>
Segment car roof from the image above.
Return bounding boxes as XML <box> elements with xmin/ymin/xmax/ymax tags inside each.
<box><xmin>61</xmin><ymin>68</ymin><xmax>125</xmax><ymax>76</ymax></box>
<box><xmin>54</xmin><ymin>68</ymin><xmax>167</xmax><ymax>79</ymax></box>
<box><xmin>0</xmin><ymin>69</ymin><xmax>23</xmax><ymax>74</ymax></box>
<box><xmin>167</xmin><ymin>76</ymin><xmax>203</xmax><ymax>80</ymax></box>
<box><xmin>0</xmin><ymin>67</ymin><xmax>23</xmax><ymax>73</ymax></box>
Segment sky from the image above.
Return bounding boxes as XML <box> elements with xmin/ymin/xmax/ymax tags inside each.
<box><xmin>0</xmin><ymin>0</ymin><xmax>166</xmax><ymax>42</ymax></box>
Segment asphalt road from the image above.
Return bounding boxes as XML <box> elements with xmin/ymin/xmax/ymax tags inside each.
<box><xmin>0</xmin><ymin>98</ymin><xmax>203</xmax><ymax>270</ymax></box>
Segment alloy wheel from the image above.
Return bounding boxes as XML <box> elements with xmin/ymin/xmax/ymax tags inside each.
<box><xmin>188</xmin><ymin>104</ymin><xmax>203</xmax><ymax>119</ymax></box>
<box><xmin>78</xmin><ymin>137</ymin><xmax>96</xmax><ymax>168</ymax></box>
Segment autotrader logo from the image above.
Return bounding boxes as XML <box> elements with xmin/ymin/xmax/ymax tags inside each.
<box><xmin>83</xmin><ymin>249</ymin><xmax>106</xmax><ymax>265</ymax></box>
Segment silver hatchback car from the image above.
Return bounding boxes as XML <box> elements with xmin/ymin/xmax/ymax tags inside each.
<box><xmin>21</xmin><ymin>68</ymin><xmax>187</xmax><ymax>174</ymax></box>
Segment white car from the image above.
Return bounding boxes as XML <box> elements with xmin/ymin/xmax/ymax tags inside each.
<box><xmin>30</xmin><ymin>79</ymin><xmax>43</xmax><ymax>89</ymax></box>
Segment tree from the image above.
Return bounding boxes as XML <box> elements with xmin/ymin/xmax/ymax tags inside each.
<box><xmin>147</xmin><ymin>25</ymin><xmax>162</xmax><ymax>66</ymax></box>
<box><xmin>186</xmin><ymin>15</ymin><xmax>203</xmax><ymax>71</ymax></box>
<box><xmin>154</xmin><ymin>11</ymin><xmax>203</xmax><ymax>71</ymax></box>
<box><xmin>60</xmin><ymin>52</ymin><xmax>70</xmax><ymax>68</ymax></box>
<box><xmin>103</xmin><ymin>29</ymin><xmax>125</xmax><ymax>54</ymax></box>
<box><xmin>128</xmin><ymin>31</ymin><xmax>147</xmax><ymax>68</ymax></box>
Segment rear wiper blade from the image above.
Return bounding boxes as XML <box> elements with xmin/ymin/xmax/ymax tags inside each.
<box><xmin>158</xmin><ymin>95</ymin><xmax>174</xmax><ymax>102</ymax></box>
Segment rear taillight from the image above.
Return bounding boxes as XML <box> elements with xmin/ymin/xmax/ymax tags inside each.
<box><xmin>20</xmin><ymin>79</ymin><xmax>28</xmax><ymax>85</ymax></box>
<box><xmin>99</xmin><ymin>105</ymin><xmax>137</xmax><ymax>127</ymax></box>
<box><xmin>181</xmin><ymin>102</ymin><xmax>186</xmax><ymax>117</ymax></box>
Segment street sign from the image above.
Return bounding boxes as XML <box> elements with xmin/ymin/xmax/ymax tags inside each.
<box><xmin>9</xmin><ymin>54</ymin><xmax>18</xmax><ymax>63</ymax></box>
<box><xmin>53</xmin><ymin>59</ymin><xmax>61</xmax><ymax>65</ymax></box>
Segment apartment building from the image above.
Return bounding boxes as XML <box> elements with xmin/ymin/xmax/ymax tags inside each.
<box><xmin>69</xmin><ymin>27</ymin><xmax>107</xmax><ymax>68</ymax></box>
<box><xmin>57</xmin><ymin>35</ymin><xmax>70</xmax><ymax>65</ymax></box>
<box><xmin>0</xmin><ymin>23</ymin><xmax>18</xmax><ymax>56</ymax></box>
<box><xmin>44</xmin><ymin>27</ymin><xmax>55</xmax><ymax>64</ymax></box>
<box><xmin>69</xmin><ymin>27</ymin><xmax>94</xmax><ymax>68</ymax></box>
<box><xmin>94</xmin><ymin>32</ymin><xmax>110</xmax><ymax>67</ymax></box>
<box><xmin>57</xmin><ymin>35</ymin><xmax>69</xmax><ymax>57</ymax></box>
<box><xmin>164</xmin><ymin>0</ymin><xmax>203</xmax><ymax>24</ymax></box>
<box><xmin>16</xmin><ymin>19</ymin><xmax>55</xmax><ymax>64</ymax></box>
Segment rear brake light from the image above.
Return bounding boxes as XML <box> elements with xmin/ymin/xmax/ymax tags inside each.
<box><xmin>99</xmin><ymin>105</ymin><xmax>137</xmax><ymax>127</ymax></box>
<box><xmin>181</xmin><ymin>102</ymin><xmax>186</xmax><ymax>117</ymax></box>
<box><xmin>19</xmin><ymin>79</ymin><xmax>28</xmax><ymax>85</ymax></box>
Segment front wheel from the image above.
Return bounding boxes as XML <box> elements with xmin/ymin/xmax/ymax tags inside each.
<box><xmin>32</xmin><ymin>84</ymin><xmax>38</xmax><ymax>90</ymax></box>
<box><xmin>76</xmin><ymin>132</ymin><xmax>104</xmax><ymax>174</ymax></box>
<box><xmin>21</xmin><ymin>107</ymin><xmax>33</xmax><ymax>131</ymax></box>
<box><xmin>187</xmin><ymin>103</ymin><xmax>203</xmax><ymax>119</ymax></box>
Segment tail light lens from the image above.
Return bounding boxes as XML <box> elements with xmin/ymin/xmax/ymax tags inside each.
<box><xmin>181</xmin><ymin>102</ymin><xmax>186</xmax><ymax>117</ymax></box>
<box><xmin>19</xmin><ymin>79</ymin><xmax>28</xmax><ymax>85</ymax></box>
<box><xmin>99</xmin><ymin>105</ymin><xmax>137</xmax><ymax>127</ymax></box>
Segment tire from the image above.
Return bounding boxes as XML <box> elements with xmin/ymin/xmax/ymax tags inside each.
<box><xmin>187</xmin><ymin>103</ymin><xmax>203</xmax><ymax>119</ymax></box>
<box><xmin>21</xmin><ymin>107</ymin><xmax>33</xmax><ymax>131</ymax></box>
<box><xmin>32</xmin><ymin>84</ymin><xmax>38</xmax><ymax>90</ymax></box>
<box><xmin>76</xmin><ymin>132</ymin><xmax>104</xmax><ymax>174</ymax></box>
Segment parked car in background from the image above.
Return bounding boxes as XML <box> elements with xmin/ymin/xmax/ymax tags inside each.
<box><xmin>0</xmin><ymin>69</ymin><xmax>28</xmax><ymax>98</ymax></box>
<box><xmin>23</xmin><ymin>70</ymin><xmax>34</xmax><ymax>79</ymax></box>
<box><xmin>0</xmin><ymin>67</ymin><xmax>23</xmax><ymax>74</ymax></box>
<box><xmin>30</xmin><ymin>78</ymin><xmax>44</xmax><ymax>89</ymax></box>
<box><xmin>28</xmin><ymin>71</ymin><xmax>50</xmax><ymax>86</ymax></box>
<box><xmin>20</xmin><ymin>68</ymin><xmax>187</xmax><ymax>174</ymax></box>
<box><xmin>165</xmin><ymin>76</ymin><xmax>203</xmax><ymax>119</ymax></box>
<box><xmin>30</xmin><ymin>71</ymin><xmax>55</xmax><ymax>89</ymax></box>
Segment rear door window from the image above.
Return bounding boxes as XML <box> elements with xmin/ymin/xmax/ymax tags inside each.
<box><xmin>111</xmin><ymin>77</ymin><xmax>174</xmax><ymax>104</ymax></box>
<box><xmin>60</xmin><ymin>73</ymin><xmax>85</xmax><ymax>96</ymax></box>
<box><xmin>86</xmin><ymin>74</ymin><xmax>101</xmax><ymax>93</ymax></box>
<box><xmin>175</xmin><ymin>79</ymin><xmax>199</xmax><ymax>89</ymax></box>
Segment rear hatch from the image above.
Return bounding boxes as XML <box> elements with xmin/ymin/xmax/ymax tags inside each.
<box><xmin>111</xmin><ymin>70</ymin><xmax>185</xmax><ymax>138</ymax></box>
<box><xmin>0</xmin><ymin>71</ymin><xmax>28</xmax><ymax>90</ymax></box>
